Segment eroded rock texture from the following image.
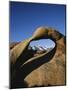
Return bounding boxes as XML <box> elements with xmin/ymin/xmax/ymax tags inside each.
<box><xmin>10</xmin><ymin>27</ymin><xmax>66</xmax><ymax>88</ymax></box>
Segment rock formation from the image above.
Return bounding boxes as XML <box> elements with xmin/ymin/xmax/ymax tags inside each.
<box><xmin>10</xmin><ymin>27</ymin><xmax>66</xmax><ymax>88</ymax></box>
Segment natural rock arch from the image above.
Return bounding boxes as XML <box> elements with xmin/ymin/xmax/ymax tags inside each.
<box><xmin>10</xmin><ymin>27</ymin><xmax>66</xmax><ymax>88</ymax></box>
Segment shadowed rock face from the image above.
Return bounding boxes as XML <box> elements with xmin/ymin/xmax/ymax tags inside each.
<box><xmin>10</xmin><ymin>27</ymin><xmax>66</xmax><ymax>89</ymax></box>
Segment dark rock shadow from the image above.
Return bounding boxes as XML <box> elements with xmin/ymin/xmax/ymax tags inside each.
<box><xmin>10</xmin><ymin>80</ymin><xmax>28</xmax><ymax>89</ymax></box>
<box><xmin>10</xmin><ymin>43</ymin><xmax>36</xmax><ymax>77</ymax></box>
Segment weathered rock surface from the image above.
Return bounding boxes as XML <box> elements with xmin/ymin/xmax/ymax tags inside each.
<box><xmin>10</xmin><ymin>27</ymin><xmax>66</xmax><ymax>88</ymax></box>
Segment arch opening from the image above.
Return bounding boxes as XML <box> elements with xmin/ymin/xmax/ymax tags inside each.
<box><xmin>29</xmin><ymin>39</ymin><xmax>55</xmax><ymax>51</ymax></box>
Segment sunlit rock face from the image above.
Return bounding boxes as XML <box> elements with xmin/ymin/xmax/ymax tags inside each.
<box><xmin>24</xmin><ymin>27</ymin><xmax>65</xmax><ymax>87</ymax></box>
<box><xmin>10</xmin><ymin>27</ymin><xmax>66</xmax><ymax>88</ymax></box>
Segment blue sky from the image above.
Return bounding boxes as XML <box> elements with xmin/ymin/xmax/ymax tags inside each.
<box><xmin>10</xmin><ymin>1</ymin><xmax>66</xmax><ymax>48</ymax></box>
